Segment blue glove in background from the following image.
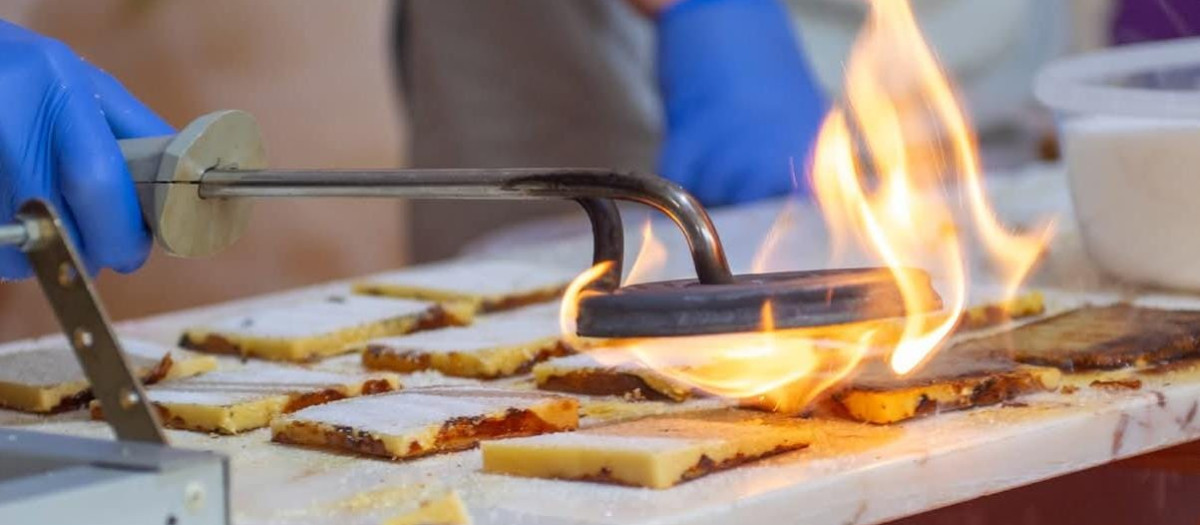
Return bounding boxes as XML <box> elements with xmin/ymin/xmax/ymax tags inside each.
<box><xmin>0</xmin><ymin>20</ymin><xmax>172</xmax><ymax>279</ymax></box>
<box><xmin>656</xmin><ymin>0</ymin><xmax>827</xmax><ymax>207</ymax></box>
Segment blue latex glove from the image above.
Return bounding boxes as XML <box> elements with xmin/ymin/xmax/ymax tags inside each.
<box><xmin>0</xmin><ymin>20</ymin><xmax>172</xmax><ymax>279</ymax></box>
<box><xmin>656</xmin><ymin>0</ymin><xmax>827</xmax><ymax>207</ymax></box>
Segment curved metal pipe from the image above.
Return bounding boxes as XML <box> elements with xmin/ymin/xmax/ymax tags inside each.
<box><xmin>574</xmin><ymin>197</ymin><xmax>624</xmax><ymax>291</ymax></box>
<box><xmin>199</xmin><ymin>168</ymin><xmax>734</xmax><ymax>285</ymax></box>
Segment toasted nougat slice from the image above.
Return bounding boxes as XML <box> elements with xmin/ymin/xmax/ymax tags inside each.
<box><xmin>826</xmin><ymin>346</ymin><xmax>1061</xmax><ymax>425</ymax></box>
<box><xmin>180</xmin><ymin>295</ymin><xmax>469</xmax><ymax>362</ymax></box>
<box><xmin>353</xmin><ymin>259</ymin><xmax>578</xmax><ymax>313</ymax></box>
<box><xmin>0</xmin><ymin>338</ymin><xmax>214</xmax><ymax>413</ymax></box>
<box><xmin>482</xmin><ymin>416</ymin><xmax>808</xmax><ymax>489</ymax></box>
<box><xmin>93</xmin><ymin>365</ymin><xmax>399</xmax><ymax>434</ymax></box>
<box><xmin>271</xmin><ymin>387</ymin><xmax>578</xmax><ymax>460</ymax></box>
<box><xmin>954</xmin><ymin>304</ymin><xmax>1200</xmax><ymax>371</ymax></box>
<box><xmin>533</xmin><ymin>351</ymin><xmax>700</xmax><ymax>402</ymax></box>
<box><xmin>362</xmin><ymin>303</ymin><xmax>567</xmax><ymax>379</ymax></box>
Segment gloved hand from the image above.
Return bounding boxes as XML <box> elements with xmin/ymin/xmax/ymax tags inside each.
<box><xmin>0</xmin><ymin>20</ymin><xmax>172</xmax><ymax>279</ymax></box>
<box><xmin>655</xmin><ymin>0</ymin><xmax>827</xmax><ymax>207</ymax></box>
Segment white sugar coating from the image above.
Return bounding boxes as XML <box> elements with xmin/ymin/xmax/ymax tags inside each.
<box><xmin>492</xmin><ymin>432</ymin><xmax>708</xmax><ymax>453</ymax></box>
<box><xmin>369</xmin><ymin>303</ymin><xmax>561</xmax><ymax>353</ymax></box>
<box><xmin>361</xmin><ymin>259</ymin><xmax>579</xmax><ymax>296</ymax></box>
<box><xmin>0</xmin><ymin>335</ymin><xmax>174</xmax><ymax>359</ymax></box>
<box><xmin>120</xmin><ymin>339</ymin><xmax>178</xmax><ymax>360</ymax></box>
<box><xmin>0</xmin><ymin>338</ymin><xmax>169</xmax><ymax>387</ymax></box>
<box><xmin>540</xmin><ymin>351</ymin><xmax>630</xmax><ymax>370</ymax></box>
<box><xmin>0</xmin><ymin>337</ymin><xmax>44</xmax><ymax>357</ymax></box>
<box><xmin>147</xmin><ymin>365</ymin><xmax>376</xmax><ymax>406</ymax></box>
<box><xmin>539</xmin><ymin>349</ymin><xmax>700</xmax><ymax>372</ymax></box>
<box><xmin>0</xmin><ymin>347</ymin><xmax>91</xmax><ymax>387</ymax></box>
<box><xmin>282</xmin><ymin>387</ymin><xmax>562</xmax><ymax>434</ymax></box>
<box><xmin>199</xmin><ymin>296</ymin><xmax>433</xmax><ymax>339</ymax></box>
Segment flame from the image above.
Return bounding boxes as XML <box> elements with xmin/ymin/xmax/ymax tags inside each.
<box><xmin>561</xmin><ymin>263</ymin><xmax>877</xmax><ymax>412</ymax></box>
<box><xmin>626</xmin><ymin>220</ymin><xmax>668</xmax><ymax>285</ymax></box>
<box><xmin>752</xmin><ymin>159</ymin><xmax>804</xmax><ymax>275</ymax></box>
<box><xmin>811</xmin><ymin>0</ymin><xmax>1052</xmax><ymax>373</ymax></box>
<box><xmin>561</xmin><ymin>0</ymin><xmax>1053</xmax><ymax>409</ymax></box>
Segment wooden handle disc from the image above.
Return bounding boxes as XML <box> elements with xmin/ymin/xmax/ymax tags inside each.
<box><xmin>141</xmin><ymin>110</ymin><xmax>263</xmax><ymax>258</ymax></box>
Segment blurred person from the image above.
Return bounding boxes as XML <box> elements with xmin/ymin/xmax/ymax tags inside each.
<box><xmin>398</xmin><ymin>0</ymin><xmax>1073</xmax><ymax>260</ymax></box>
<box><xmin>0</xmin><ymin>0</ymin><xmax>1111</xmax><ymax>277</ymax></box>
<box><xmin>398</xmin><ymin>0</ymin><xmax>1068</xmax><ymax>194</ymax></box>
<box><xmin>398</xmin><ymin>0</ymin><xmax>825</xmax><ymax>259</ymax></box>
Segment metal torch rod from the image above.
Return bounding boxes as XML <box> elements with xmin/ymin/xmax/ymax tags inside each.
<box><xmin>0</xmin><ymin>224</ymin><xmax>29</xmax><ymax>247</ymax></box>
<box><xmin>199</xmin><ymin>167</ymin><xmax>736</xmax><ymax>285</ymax></box>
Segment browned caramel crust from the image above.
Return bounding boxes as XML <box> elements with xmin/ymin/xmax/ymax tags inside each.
<box><xmin>571</xmin><ymin>443</ymin><xmax>807</xmax><ymax>488</ymax></box>
<box><xmin>416</xmin><ymin>306</ymin><xmax>470</xmax><ymax>330</ymax></box>
<box><xmin>434</xmin><ymin>407</ymin><xmax>569</xmax><ymax>451</ymax></box>
<box><xmin>360</xmin><ymin>378</ymin><xmax>397</xmax><ymax>396</ymax></box>
<box><xmin>911</xmin><ymin>372</ymin><xmax>1050</xmax><ymax>418</ymax></box>
<box><xmin>49</xmin><ymin>389</ymin><xmax>100</xmax><ymax>414</ymax></box>
<box><xmin>486</xmin><ymin>342</ymin><xmax>571</xmax><ymax>379</ymax></box>
<box><xmin>363</xmin><ymin>342</ymin><xmax>570</xmax><ymax>379</ymax></box>
<box><xmin>280</xmin><ymin>380</ymin><xmax>398</xmax><ymax>412</ymax></box>
<box><xmin>363</xmin><ymin>347</ymin><xmax>431</xmax><ymax>373</ymax></box>
<box><xmin>177</xmin><ymin>333</ymin><xmax>242</xmax><ymax>358</ymax></box>
<box><xmin>847</xmin><ymin>358</ymin><xmax>1016</xmax><ymax>391</ymax></box>
<box><xmin>955</xmin><ymin>305</ymin><xmax>1200</xmax><ymax>371</ymax></box>
<box><xmin>48</xmin><ymin>353</ymin><xmax>174</xmax><ymax>414</ymax></box>
<box><xmin>679</xmin><ymin>444</ymin><xmax>806</xmax><ymax>483</ymax></box>
<box><xmin>538</xmin><ymin>370</ymin><xmax>675</xmax><ymax>401</ymax></box>
<box><xmin>834</xmin><ymin>369</ymin><xmax>1049</xmax><ymax>423</ymax></box>
<box><xmin>1090</xmin><ymin>378</ymin><xmax>1143</xmax><ymax>391</ymax></box>
<box><xmin>274</xmin><ymin>421</ymin><xmax>393</xmax><ymax>456</ymax></box>
<box><xmin>272</xmin><ymin>406</ymin><xmax>570</xmax><ymax>460</ymax></box>
<box><xmin>144</xmin><ymin>353</ymin><xmax>174</xmax><ymax>385</ymax></box>
<box><xmin>283</xmin><ymin>389</ymin><xmax>351</xmax><ymax>413</ymax></box>
<box><xmin>480</xmin><ymin>288</ymin><xmax>566</xmax><ymax>312</ymax></box>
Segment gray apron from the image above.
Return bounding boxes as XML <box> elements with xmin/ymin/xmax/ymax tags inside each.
<box><xmin>395</xmin><ymin>0</ymin><xmax>659</xmax><ymax>261</ymax></box>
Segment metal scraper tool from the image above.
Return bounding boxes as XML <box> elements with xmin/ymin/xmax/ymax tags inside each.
<box><xmin>116</xmin><ymin>110</ymin><xmax>940</xmax><ymax>335</ymax></box>
<box><xmin>0</xmin><ymin>110</ymin><xmax>939</xmax><ymax>439</ymax></box>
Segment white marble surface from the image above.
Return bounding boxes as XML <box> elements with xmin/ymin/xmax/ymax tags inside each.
<box><xmin>5</xmin><ymin>165</ymin><xmax>1200</xmax><ymax>525</ymax></box>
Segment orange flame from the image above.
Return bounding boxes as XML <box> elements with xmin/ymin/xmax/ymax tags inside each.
<box><xmin>561</xmin><ymin>0</ymin><xmax>1052</xmax><ymax>409</ymax></box>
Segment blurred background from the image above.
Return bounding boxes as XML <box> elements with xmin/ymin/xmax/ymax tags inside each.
<box><xmin>0</xmin><ymin>0</ymin><xmax>1162</xmax><ymax>341</ymax></box>
<box><xmin>0</xmin><ymin>0</ymin><xmax>407</xmax><ymax>339</ymax></box>
<box><xmin>3</xmin><ymin>2</ymin><xmax>1200</xmax><ymax>524</ymax></box>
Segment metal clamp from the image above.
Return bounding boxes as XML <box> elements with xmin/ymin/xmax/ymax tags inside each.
<box><xmin>6</xmin><ymin>200</ymin><xmax>165</xmax><ymax>444</ymax></box>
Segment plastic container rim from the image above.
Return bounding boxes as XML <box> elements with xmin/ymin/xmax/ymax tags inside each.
<box><xmin>1035</xmin><ymin>37</ymin><xmax>1200</xmax><ymax>120</ymax></box>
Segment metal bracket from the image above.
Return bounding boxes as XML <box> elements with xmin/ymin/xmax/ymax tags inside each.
<box><xmin>15</xmin><ymin>200</ymin><xmax>166</xmax><ymax>444</ymax></box>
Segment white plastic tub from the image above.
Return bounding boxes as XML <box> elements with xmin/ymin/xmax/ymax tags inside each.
<box><xmin>1036</xmin><ymin>38</ymin><xmax>1200</xmax><ymax>290</ymax></box>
